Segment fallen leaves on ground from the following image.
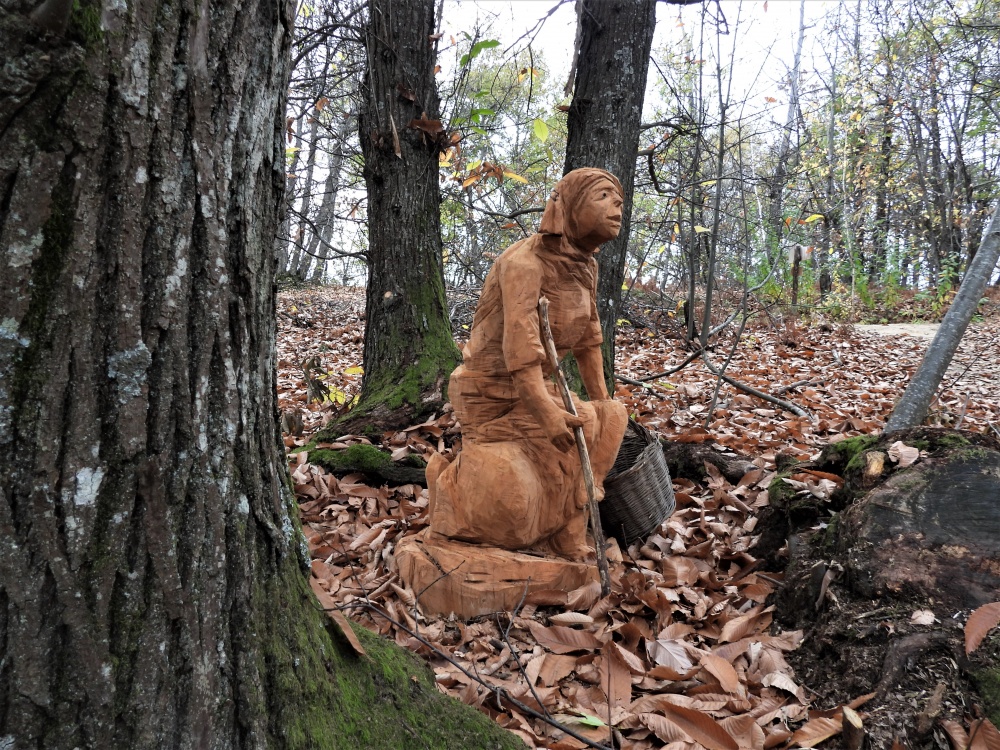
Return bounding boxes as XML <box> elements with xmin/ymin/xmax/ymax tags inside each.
<box><xmin>277</xmin><ymin>285</ymin><xmax>1000</xmax><ymax>748</ymax></box>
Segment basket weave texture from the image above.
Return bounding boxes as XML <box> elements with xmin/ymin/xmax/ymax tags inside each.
<box><xmin>600</xmin><ymin>420</ymin><xmax>675</xmax><ymax>547</ymax></box>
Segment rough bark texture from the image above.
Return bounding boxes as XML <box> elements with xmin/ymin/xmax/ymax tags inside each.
<box><xmin>885</xmin><ymin>201</ymin><xmax>1000</xmax><ymax>433</ymax></box>
<box><xmin>0</xmin><ymin>4</ymin><xmax>522</xmax><ymax>749</ymax></box>
<box><xmin>351</xmin><ymin>0</ymin><xmax>460</xmax><ymax>432</ymax></box>
<box><xmin>562</xmin><ymin>0</ymin><xmax>656</xmax><ymax>385</ymax></box>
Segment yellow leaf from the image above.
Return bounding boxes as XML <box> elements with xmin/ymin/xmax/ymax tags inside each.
<box><xmin>532</xmin><ymin>118</ymin><xmax>549</xmax><ymax>143</ymax></box>
<box><xmin>503</xmin><ymin>170</ymin><xmax>528</xmax><ymax>184</ymax></box>
<box><xmin>802</xmin><ymin>213</ymin><xmax>825</xmax><ymax>223</ymax></box>
<box><xmin>694</xmin><ymin>225</ymin><xmax>712</xmax><ymax>234</ymax></box>
<box><xmin>344</xmin><ymin>366</ymin><xmax>364</xmax><ymax>375</ymax></box>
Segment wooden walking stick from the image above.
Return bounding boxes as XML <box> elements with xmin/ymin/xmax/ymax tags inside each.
<box><xmin>537</xmin><ymin>297</ymin><xmax>611</xmax><ymax>597</ymax></box>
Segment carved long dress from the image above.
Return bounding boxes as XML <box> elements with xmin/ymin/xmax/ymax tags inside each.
<box><xmin>427</xmin><ymin>176</ymin><xmax>628</xmax><ymax>559</ymax></box>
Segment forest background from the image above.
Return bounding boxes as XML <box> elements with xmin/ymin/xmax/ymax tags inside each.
<box><xmin>279</xmin><ymin>0</ymin><xmax>1000</xmax><ymax>308</ymax></box>
<box><xmin>3</xmin><ymin>0</ymin><xmax>1000</xmax><ymax>746</ymax></box>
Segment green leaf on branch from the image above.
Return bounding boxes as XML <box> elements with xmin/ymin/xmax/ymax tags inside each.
<box><xmin>532</xmin><ymin>118</ymin><xmax>549</xmax><ymax>143</ymax></box>
<box><xmin>460</xmin><ymin>39</ymin><xmax>500</xmax><ymax>67</ymax></box>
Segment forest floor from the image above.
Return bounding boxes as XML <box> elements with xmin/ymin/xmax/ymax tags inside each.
<box><xmin>277</xmin><ymin>285</ymin><xmax>1000</xmax><ymax>750</ymax></box>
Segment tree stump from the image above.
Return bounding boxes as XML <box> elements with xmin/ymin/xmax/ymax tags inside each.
<box><xmin>758</xmin><ymin>428</ymin><xmax>1000</xmax><ymax>747</ymax></box>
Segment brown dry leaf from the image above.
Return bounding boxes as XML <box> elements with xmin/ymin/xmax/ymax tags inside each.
<box><xmin>604</xmin><ymin>643</ymin><xmax>643</xmax><ymax>676</ymax></box>
<box><xmin>719</xmin><ymin>714</ymin><xmax>765</xmax><ymax>750</ymax></box>
<box><xmin>641</xmin><ymin>712</ymin><xmax>691</xmax><ymax>744</ymax></box>
<box><xmin>662</xmin><ymin>556</ymin><xmax>702</xmax><ymax>586</ymax></box>
<box><xmin>941</xmin><ymin>719</ymin><xmax>971</xmax><ymax>750</ymax></box>
<box><xmin>761</xmin><ymin>671</ymin><xmax>804</xmax><ymax>700</ymax></box>
<box><xmin>970</xmin><ymin>719</ymin><xmax>1000</xmax><ymax>750</ymax></box>
<box><xmin>890</xmin><ymin>738</ymin><xmax>909</xmax><ymax>750</ymax></box>
<box><xmin>567</xmin><ymin>580</ymin><xmax>602</xmax><ymax>610</ymax></box>
<box><xmin>600</xmin><ymin>642</ymin><xmax>633</xmax><ymax>708</ymax></box>
<box><xmin>965</xmin><ymin>601</ymin><xmax>1000</xmax><ymax>655</ymax></box>
<box><xmin>528</xmin><ymin>621</ymin><xmax>603</xmax><ymax>654</ymax></box>
<box><xmin>657</xmin><ymin>703</ymin><xmax>740</xmax><ymax>750</ymax></box>
<box><xmin>647</xmin><ymin>638</ymin><xmax>695</xmax><ymax>672</ymax></box>
<box><xmin>309</xmin><ymin>577</ymin><xmax>367</xmax><ymax>657</ymax></box>
<box><xmin>538</xmin><ymin>653</ymin><xmax>578</xmax><ymax>687</ymax></box>
<box><xmin>549</xmin><ymin>612</ymin><xmax>595</xmax><ymax>626</ymax></box>
<box><xmin>789</xmin><ymin>717</ymin><xmax>842</xmax><ymax>748</ymax></box>
<box><xmin>846</xmin><ymin>692</ymin><xmax>876</xmax><ymax>710</ymax></box>
<box><xmin>719</xmin><ymin>608</ymin><xmax>764</xmax><ymax>643</ymax></box>
<box><xmin>888</xmin><ymin>440</ymin><xmax>920</xmax><ymax>467</ymax></box>
<box><xmin>700</xmin><ymin>653</ymin><xmax>742</xmax><ymax>694</ymax></box>
<box><xmin>763</xmin><ymin>728</ymin><xmax>792</xmax><ymax>749</ymax></box>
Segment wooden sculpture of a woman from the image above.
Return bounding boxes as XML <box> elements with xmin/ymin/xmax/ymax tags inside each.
<box><xmin>426</xmin><ymin>167</ymin><xmax>628</xmax><ymax>559</ymax></box>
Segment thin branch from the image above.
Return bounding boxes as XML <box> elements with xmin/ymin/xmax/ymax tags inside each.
<box><xmin>701</xmin><ymin>355</ymin><xmax>813</xmax><ymax>420</ymax></box>
<box><xmin>616</xmin><ymin>374</ymin><xmax>667</xmax><ymax>399</ymax></box>
<box><xmin>637</xmin><ymin>347</ymin><xmax>703</xmax><ymax>382</ymax></box>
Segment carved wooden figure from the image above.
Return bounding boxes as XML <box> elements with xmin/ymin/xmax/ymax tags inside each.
<box><xmin>396</xmin><ymin>168</ymin><xmax>629</xmax><ymax>617</ymax></box>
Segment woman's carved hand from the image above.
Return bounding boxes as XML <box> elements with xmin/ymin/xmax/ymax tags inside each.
<box><xmin>539</xmin><ymin>410</ymin><xmax>584</xmax><ymax>453</ymax></box>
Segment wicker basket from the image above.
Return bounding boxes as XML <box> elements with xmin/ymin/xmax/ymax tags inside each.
<box><xmin>600</xmin><ymin>420</ymin><xmax>675</xmax><ymax>548</ymax></box>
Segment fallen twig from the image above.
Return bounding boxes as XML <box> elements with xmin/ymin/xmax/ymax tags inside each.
<box><xmin>616</xmin><ymin>373</ymin><xmax>667</xmax><ymax>398</ymax></box>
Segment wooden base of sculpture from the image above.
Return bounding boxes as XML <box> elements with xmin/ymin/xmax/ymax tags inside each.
<box><xmin>396</xmin><ymin>529</ymin><xmax>598</xmax><ymax>619</ymax></box>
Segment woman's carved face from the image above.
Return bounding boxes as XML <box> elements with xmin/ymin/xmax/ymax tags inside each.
<box><xmin>571</xmin><ymin>181</ymin><xmax>624</xmax><ymax>251</ymax></box>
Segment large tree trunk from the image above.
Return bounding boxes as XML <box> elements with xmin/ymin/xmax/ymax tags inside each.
<box><xmin>563</xmin><ymin>0</ymin><xmax>657</xmax><ymax>386</ymax></box>
<box><xmin>885</xmin><ymin>200</ymin><xmax>1000</xmax><ymax>433</ymax></box>
<box><xmin>0</xmin><ymin>5</ymin><xmax>520</xmax><ymax>748</ymax></box>
<box><xmin>0</xmin><ymin>2</ymin><xmax>307</xmax><ymax>743</ymax></box>
<box><xmin>349</xmin><ymin>0</ymin><xmax>460</xmax><ymax>432</ymax></box>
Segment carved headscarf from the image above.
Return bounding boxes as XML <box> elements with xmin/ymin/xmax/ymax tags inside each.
<box><xmin>538</xmin><ymin>168</ymin><xmax>624</xmax><ymax>248</ymax></box>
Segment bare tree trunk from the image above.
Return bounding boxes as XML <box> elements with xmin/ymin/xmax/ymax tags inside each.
<box><xmin>306</xmin><ymin>112</ymin><xmax>354</xmax><ymax>284</ymax></box>
<box><xmin>347</xmin><ymin>0</ymin><xmax>460</xmax><ymax>431</ymax></box>
<box><xmin>563</xmin><ymin>0</ymin><xmax>657</xmax><ymax>385</ymax></box>
<box><xmin>293</xmin><ymin>109</ymin><xmax>322</xmax><ymax>280</ymax></box>
<box><xmin>885</xmin><ymin>202</ymin><xmax>1000</xmax><ymax>433</ymax></box>
<box><xmin>0</xmin><ymin>1</ymin><xmax>314</xmax><ymax>744</ymax></box>
<box><xmin>767</xmin><ymin>0</ymin><xmax>806</xmax><ymax>247</ymax></box>
<box><xmin>0</xmin><ymin>4</ymin><xmax>518</xmax><ymax>748</ymax></box>
<box><xmin>277</xmin><ymin>116</ymin><xmax>304</xmax><ymax>275</ymax></box>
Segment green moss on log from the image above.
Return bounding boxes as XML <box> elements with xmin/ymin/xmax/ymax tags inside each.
<box><xmin>767</xmin><ymin>472</ymin><xmax>796</xmax><ymax>507</ymax></box>
<box><xmin>817</xmin><ymin>435</ymin><xmax>879</xmax><ymax>474</ymax></box>
<box><xmin>309</xmin><ymin>444</ymin><xmax>392</xmax><ymax>473</ymax></box>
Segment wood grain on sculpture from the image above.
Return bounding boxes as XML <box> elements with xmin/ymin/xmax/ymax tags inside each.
<box><xmin>396</xmin><ymin>168</ymin><xmax>629</xmax><ymax>618</ymax></box>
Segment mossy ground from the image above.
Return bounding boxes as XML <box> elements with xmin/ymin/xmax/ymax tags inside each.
<box><xmin>972</xmin><ymin>663</ymin><xmax>1000</xmax><ymax>728</ymax></box>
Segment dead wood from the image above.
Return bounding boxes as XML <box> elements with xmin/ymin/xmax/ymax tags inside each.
<box><xmin>874</xmin><ymin>632</ymin><xmax>951</xmax><ymax>699</ymax></box>
<box><xmin>660</xmin><ymin>441</ymin><xmax>757</xmax><ymax>484</ymax></box>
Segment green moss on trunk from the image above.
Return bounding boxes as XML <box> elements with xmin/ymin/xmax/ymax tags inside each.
<box><xmin>253</xmin><ymin>556</ymin><xmax>524</xmax><ymax>749</ymax></box>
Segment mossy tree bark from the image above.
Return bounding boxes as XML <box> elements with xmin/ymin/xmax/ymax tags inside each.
<box><xmin>351</xmin><ymin>0</ymin><xmax>461</xmax><ymax>432</ymax></box>
<box><xmin>561</xmin><ymin>0</ymin><xmax>657</xmax><ymax>389</ymax></box>
<box><xmin>0</xmin><ymin>5</ymin><xmax>519</xmax><ymax>749</ymax></box>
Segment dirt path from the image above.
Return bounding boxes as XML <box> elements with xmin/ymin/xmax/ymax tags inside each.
<box><xmin>856</xmin><ymin>322</ymin><xmax>940</xmax><ymax>339</ymax></box>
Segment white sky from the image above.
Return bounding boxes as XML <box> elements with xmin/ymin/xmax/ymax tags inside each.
<box><xmin>440</xmin><ymin>0</ymin><xmax>838</xmax><ymax>128</ymax></box>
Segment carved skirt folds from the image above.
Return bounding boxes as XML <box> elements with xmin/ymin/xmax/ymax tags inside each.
<box><xmin>426</xmin><ymin>365</ymin><xmax>628</xmax><ymax>559</ymax></box>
